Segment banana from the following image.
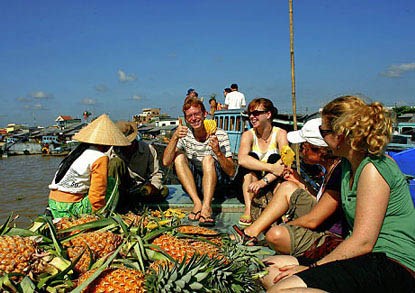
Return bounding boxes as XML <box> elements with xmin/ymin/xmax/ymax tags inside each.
<box><xmin>281</xmin><ymin>145</ymin><xmax>295</xmax><ymax>166</ymax></box>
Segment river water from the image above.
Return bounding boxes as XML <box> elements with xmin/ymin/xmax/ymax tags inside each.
<box><xmin>0</xmin><ymin>155</ymin><xmax>61</xmax><ymax>228</ymax></box>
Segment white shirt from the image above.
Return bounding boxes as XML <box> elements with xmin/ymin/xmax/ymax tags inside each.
<box><xmin>225</xmin><ymin>91</ymin><xmax>246</xmax><ymax>109</ymax></box>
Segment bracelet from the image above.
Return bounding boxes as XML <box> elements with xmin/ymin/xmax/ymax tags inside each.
<box><xmin>262</xmin><ymin>177</ymin><xmax>269</xmax><ymax>185</ymax></box>
<box><xmin>309</xmin><ymin>262</ymin><xmax>318</xmax><ymax>269</ymax></box>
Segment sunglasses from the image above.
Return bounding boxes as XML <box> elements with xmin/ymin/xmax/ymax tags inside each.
<box><xmin>319</xmin><ymin>125</ymin><xmax>333</xmax><ymax>138</ymax></box>
<box><xmin>248</xmin><ymin>110</ymin><xmax>268</xmax><ymax>117</ymax></box>
<box><xmin>300</xmin><ymin>143</ymin><xmax>320</xmax><ymax>152</ymax></box>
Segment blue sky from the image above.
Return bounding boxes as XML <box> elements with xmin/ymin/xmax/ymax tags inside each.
<box><xmin>1</xmin><ymin>0</ymin><xmax>414</xmax><ymax>127</ymax></box>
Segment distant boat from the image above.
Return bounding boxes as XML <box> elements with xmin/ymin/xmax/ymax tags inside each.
<box><xmin>2</xmin><ymin>139</ymin><xmax>42</xmax><ymax>156</ymax></box>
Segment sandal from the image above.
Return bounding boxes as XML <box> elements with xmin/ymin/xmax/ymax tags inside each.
<box><xmin>199</xmin><ymin>215</ymin><xmax>216</xmax><ymax>227</ymax></box>
<box><xmin>232</xmin><ymin>225</ymin><xmax>258</xmax><ymax>245</ymax></box>
<box><xmin>188</xmin><ymin>210</ymin><xmax>201</xmax><ymax>222</ymax></box>
<box><xmin>238</xmin><ymin>215</ymin><xmax>253</xmax><ymax>226</ymax></box>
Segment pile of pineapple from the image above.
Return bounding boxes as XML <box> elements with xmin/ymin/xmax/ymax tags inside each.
<box><xmin>0</xmin><ymin>208</ymin><xmax>266</xmax><ymax>292</ymax></box>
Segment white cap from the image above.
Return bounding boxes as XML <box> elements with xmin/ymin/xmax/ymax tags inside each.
<box><xmin>287</xmin><ymin>118</ymin><xmax>328</xmax><ymax>147</ymax></box>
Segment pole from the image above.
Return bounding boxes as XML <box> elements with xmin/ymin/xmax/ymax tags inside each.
<box><xmin>288</xmin><ymin>0</ymin><xmax>300</xmax><ymax>173</ymax></box>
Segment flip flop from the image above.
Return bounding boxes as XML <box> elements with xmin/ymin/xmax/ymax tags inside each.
<box><xmin>199</xmin><ymin>215</ymin><xmax>216</xmax><ymax>227</ymax></box>
<box><xmin>232</xmin><ymin>225</ymin><xmax>258</xmax><ymax>246</ymax></box>
<box><xmin>238</xmin><ymin>215</ymin><xmax>253</xmax><ymax>226</ymax></box>
<box><xmin>188</xmin><ymin>210</ymin><xmax>201</xmax><ymax>222</ymax></box>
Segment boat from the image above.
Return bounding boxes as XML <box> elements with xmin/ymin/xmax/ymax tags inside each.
<box><xmin>2</xmin><ymin>137</ymin><xmax>42</xmax><ymax>156</ymax></box>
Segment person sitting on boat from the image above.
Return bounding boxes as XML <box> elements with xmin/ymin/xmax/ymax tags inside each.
<box><xmin>162</xmin><ymin>97</ymin><xmax>236</xmax><ymax>227</ymax></box>
<box><xmin>268</xmin><ymin>96</ymin><xmax>415</xmax><ymax>293</ymax></box>
<box><xmin>236</xmin><ymin>98</ymin><xmax>289</xmax><ymax>226</ymax></box>
<box><xmin>234</xmin><ymin>118</ymin><xmax>346</xmax><ymax>256</ymax></box>
<box><xmin>47</xmin><ymin>114</ymin><xmax>130</xmax><ymax>219</ymax></box>
<box><xmin>107</xmin><ymin>121</ymin><xmax>166</xmax><ymax>212</ymax></box>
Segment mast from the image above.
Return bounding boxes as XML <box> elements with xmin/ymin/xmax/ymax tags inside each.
<box><xmin>288</xmin><ymin>0</ymin><xmax>300</xmax><ymax>172</ymax></box>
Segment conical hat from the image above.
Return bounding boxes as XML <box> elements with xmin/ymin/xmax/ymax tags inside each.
<box><xmin>73</xmin><ymin>114</ymin><xmax>131</xmax><ymax>146</ymax></box>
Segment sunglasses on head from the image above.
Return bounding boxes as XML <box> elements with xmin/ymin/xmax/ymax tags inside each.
<box><xmin>248</xmin><ymin>110</ymin><xmax>268</xmax><ymax>117</ymax></box>
<box><xmin>319</xmin><ymin>125</ymin><xmax>333</xmax><ymax>138</ymax></box>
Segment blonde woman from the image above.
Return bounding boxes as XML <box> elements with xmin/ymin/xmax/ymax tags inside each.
<box><xmin>270</xmin><ymin>96</ymin><xmax>414</xmax><ymax>292</ymax></box>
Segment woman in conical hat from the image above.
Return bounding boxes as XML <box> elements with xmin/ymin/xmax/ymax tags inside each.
<box><xmin>48</xmin><ymin>114</ymin><xmax>130</xmax><ymax>218</ymax></box>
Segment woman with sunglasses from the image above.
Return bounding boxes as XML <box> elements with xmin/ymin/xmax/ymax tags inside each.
<box><xmin>269</xmin><ymin>96</ymin><xmax>414</xmax><ymax>292</ymax></box>
<box><xmin>237</xmin><ymin>98</ymin><xmax>289</xmax><ymax>226</ymax></box>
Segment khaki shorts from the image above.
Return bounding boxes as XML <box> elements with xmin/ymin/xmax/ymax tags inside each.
<box><xmin>284</xmin><ymin>188</ymin><xmax>317</xmax><ymax>221</ymax></box>
<box><xmin>284</xmin><ymin>224</ymin><xmax>328</xmax><ymax>257</ymax></box>
<box><xmin>281</xmin><ymin>188</ymin><xmax>325</xmax><ymax>257</ymax></box>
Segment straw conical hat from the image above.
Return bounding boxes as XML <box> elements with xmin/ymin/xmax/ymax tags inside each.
<box><xmin>73</xmin><ymin>114</ymin><xmax>131</xmax><ymax>146</ymax></box>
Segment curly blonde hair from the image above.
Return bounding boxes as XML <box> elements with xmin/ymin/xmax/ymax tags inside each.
<box><xmin>321</xmin><ymin>95</ymin><xmax>394</xmax><ymax>155</ymax></box>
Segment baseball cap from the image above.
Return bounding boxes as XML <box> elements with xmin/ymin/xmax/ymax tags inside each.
<box><xmin>287</xmin><ymin>118</ymin><xmax>327</xmax><ymax>147</ymax></box>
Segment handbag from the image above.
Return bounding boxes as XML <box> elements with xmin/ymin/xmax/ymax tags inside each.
<box><xmin>303</xmin><ymin>232</ymin><xmax>343</xmax><ymax>260</ymax></box>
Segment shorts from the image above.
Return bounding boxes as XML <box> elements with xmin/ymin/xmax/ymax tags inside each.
<box><xmin>284</xmin><ymin>188</ymin><xmax>317</xmax><ymax>222</ymax></box>
<box><xmin>283</xmin><ymin>225</ymin><xmax>327</xmax><ymax>257</ymax></box>
<box><xmin>188</xmin><ymin>159</ymin><xmax>230</xmax><ymax>197</ymax></box>
<box><xmin>48</xmin><ymin>196</ymin><xmax>92</xmax><ymax>218</ymax></box>
<box><xmin>296</xmin><ymin>252</ymin><xmax>415</xmax><ymax>293</ymax></box>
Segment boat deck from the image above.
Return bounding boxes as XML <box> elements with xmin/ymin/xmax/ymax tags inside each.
<box><xmin>142</xmin><ymin>184</ymin><xmax>246</xmax><ymax>233</ymax></box>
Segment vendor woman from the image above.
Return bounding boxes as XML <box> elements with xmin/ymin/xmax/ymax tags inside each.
<box><xmin>48</xmin><ymin>114</ymin><xmax>130</xmax><ymax>218</ymax></box>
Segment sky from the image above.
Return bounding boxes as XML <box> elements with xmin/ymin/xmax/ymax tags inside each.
<box><xmin>1</xmin><ymin>0</ymin><xmax>414</xmax><ymax>127</ymax></box>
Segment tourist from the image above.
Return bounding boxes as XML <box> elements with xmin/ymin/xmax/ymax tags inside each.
<box><xmin>234</xmin><ymin>118</ymin><xmax>345</xmax><ymax>261</ymax></box>
<box><xmin>268</xmin><ymin>96</ymin><xmax>415</xmax><ymax>292</ymax></box>
<box><xmin>223</xmin><ymin>83</ymin><xmax>246</xmax><ymax>109</ymax></box>
<box><xmin>107</xmin><ymin>121</ymin><xmax>165</xmax><ymax>212</ymax></box>
<box><xmin>208</xmin><ymin>97</ymin><xmax>221</xmax><ymax>117</ymax></box>
<box><xmin>47</xmin><ymin>114</ymin><xmax>130</xmax><ymax>218</ymax></box>
<box><xmin>162</xmin><ymin>97</ymin><xmax>236</xmax><ymax>226</ymax></box>
<box><xmin>236</xmin><ymin>98</ymin><xmax>288</xmax><ymax>226</ymax></box>
<box><xmin>186</xmin><ymin>88</ymin><xmax>196</xmax><ymax>99</ymax></box>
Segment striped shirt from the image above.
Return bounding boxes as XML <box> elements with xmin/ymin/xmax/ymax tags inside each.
<box><xmin>177</xmin><ymin>128</ymin><xmax>232</xmax><ymax>170</ymax></box>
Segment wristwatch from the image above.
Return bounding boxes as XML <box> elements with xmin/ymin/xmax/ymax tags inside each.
<box><xmin>262</xmin><ymin>177</ymin><xmax>269</xmax><ymax>185</ymax></box>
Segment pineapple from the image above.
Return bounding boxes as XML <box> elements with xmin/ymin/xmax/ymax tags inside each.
<box><xmin>145</xmin><ymin>252</ymin><xmax>263</xmax><ymax>293</ymax></box>
<box><xmin>0</xmin><ymin>235</ymin><xmax>37</xmax><ymax>276</ymax></box>
<box><xmin>77</xmin><ymin>267</ymin><xmax>145</xmax><ymax>293</ymax></box>
<box><xmin>151</xmin><ymin>231</ymin><xmax>222</xmax><ymax>263</ymax></box>
<box><xmin>55</xmin><ymin>215</ymin><xmax>100</xmax><ymax>236</ymax></box>
<box><xmin>0</xmin><ymin>235</ymin><xmax>70</xmax><ymax>281</ymax></box>
<box><xmin>177</xmin><ymin>225</ymin><xmax>220</xmax><ymax>236</ymax></box>
<box><xmin>64</xmin><ymin>231</ymin><xmax>122</xmax><ymax>273</ymax></box>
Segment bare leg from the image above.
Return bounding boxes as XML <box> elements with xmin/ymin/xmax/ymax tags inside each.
<box><xmin>268</xmin><ymin>275</ymin><xmax>327</xmax><ymax>292</ymax></box>
<box><xmin>200</xmin><ymin>155</ymin><xmax>217</xmax><ymax>219</ymax></box>
<box><xmin>266</xmin><ymin>225</ymin><xmax>292</xmax><ymax>254</ymax></box>
<box><xmin>261</xmin><ymin>255</ymin><xmax>299</xmax><ymax>289</ymax></box>
<box><xmin>174</xmin><ymin>153</ymin><xmax>202</xmax><ymax>214</ymax></box>
<box><xmin>244</xmin><ymin>181</ymin><xmax>300</xmax><ymax>238</ymax></box>
<box><xmin>241</xmin><ymin>172</ymin><xmax>258</xmax><ymax>220</ymax></box>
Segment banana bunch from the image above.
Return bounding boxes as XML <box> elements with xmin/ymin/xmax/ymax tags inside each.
<box><xmin>204</xmin><ymin>119</ymin><xmax>217</xmax><ymax>136</ymax></box>
<box><xmin>146</xmin><ymin>219</ymin><xmax>172</xmax><ymax>230</ymax></box>
<box><xmin>151</xmin><ymin>208</ymin><xmax>186</xmax><ymax>219</ymax></box>
<box><xmin>281</xmin><ymin>145</ymin><xmax>295</xmax><ymax>166</ymax></box>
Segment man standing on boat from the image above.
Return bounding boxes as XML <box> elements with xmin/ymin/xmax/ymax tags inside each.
<box><xmin>223</xmin><ymin>83</ymin><xmax>246</xmax><ymax>109</ymax></box>
<box><xmin>163</xmin><ymin>97</ymin><xmax>236</xmax><ymax>226</ymax></box>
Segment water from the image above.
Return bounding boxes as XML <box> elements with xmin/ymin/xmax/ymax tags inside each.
<box><xmin>0</xmin><ymin>155</ymin><xmax>62</xmax><ymax>228</ymax></box>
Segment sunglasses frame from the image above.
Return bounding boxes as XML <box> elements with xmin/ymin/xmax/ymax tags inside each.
<box><xmin>319</xmin><ymin>125</ymin><xmax>333</xmax><ymax>138</ymax></box>
<box><xmin>248</xmin><ymin>110</ymin><xmax>268</xmax><ymax>117</ymax></box>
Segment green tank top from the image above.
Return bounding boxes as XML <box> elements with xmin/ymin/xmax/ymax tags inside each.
<box><xmin>341</xmin><ymin>156</ymin><xmax>415</xmax><ymax>271</ymax></box>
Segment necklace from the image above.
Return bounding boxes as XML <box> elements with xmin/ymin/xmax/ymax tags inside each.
<box><xmin>258</xmin><ymin>129</ymin><xmax>272</xmax><ymax>143</ymax></box>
